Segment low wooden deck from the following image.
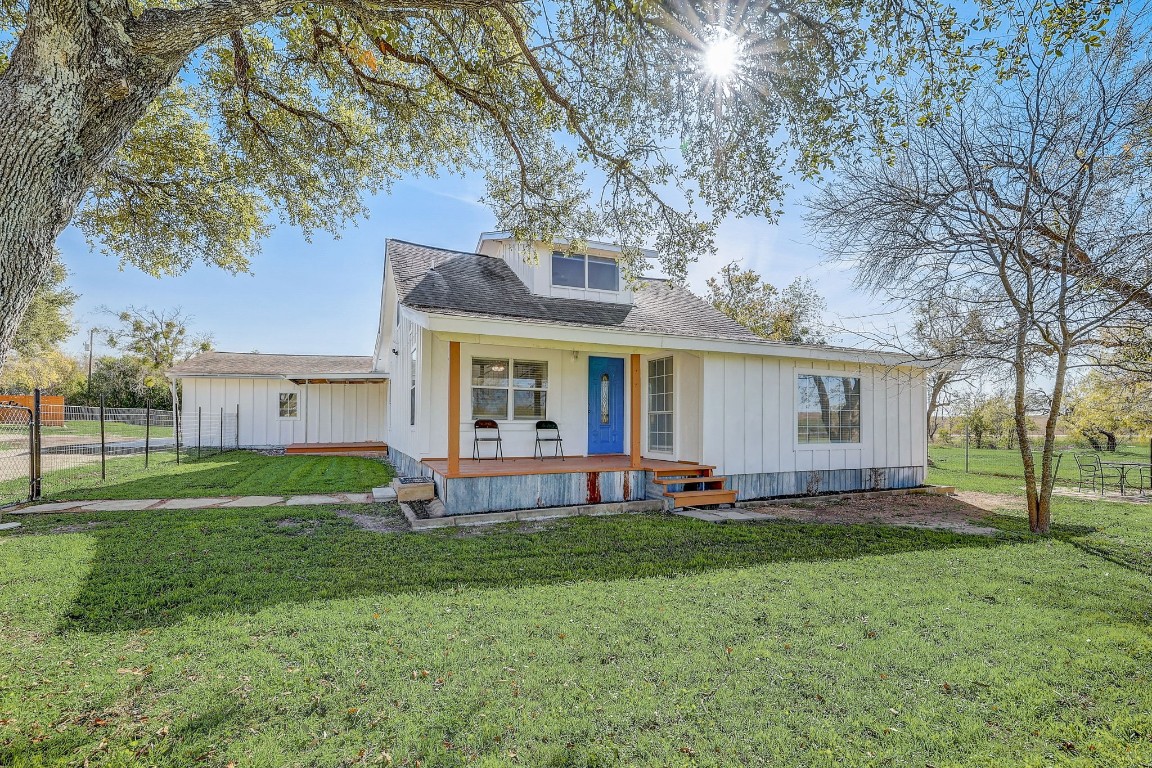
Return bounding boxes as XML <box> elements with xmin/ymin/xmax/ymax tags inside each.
<box><xmin>421</xmin><ymin>454</ymin><xmax>708</xmax><ymax>479</ymax></box>
<box><xmin>285</xmin><ymin>442</ymin><xmax>389</xmax><ymax>455</ymax></box>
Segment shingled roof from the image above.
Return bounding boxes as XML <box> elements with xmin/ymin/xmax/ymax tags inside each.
<box><xmin>169</xmin><ymin>352</ymin><xmax>376</xmax><ymax>376</ymax></box>
<box><xmin>387</xmin><ymin>239</ymin><xmax>762</xmax><ymax>342</ymax></box>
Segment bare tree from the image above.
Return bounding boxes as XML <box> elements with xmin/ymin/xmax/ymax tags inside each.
<box><xmin>809</xmin><ymin>20</ymin><xmax>1152</xmax><ymax>533</ymax></box>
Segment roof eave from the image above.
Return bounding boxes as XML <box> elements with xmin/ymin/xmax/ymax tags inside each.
<box><xmin>410</xmin><ymin>308</ymin><xmax>926</xmax><ymax>367</ymax></box>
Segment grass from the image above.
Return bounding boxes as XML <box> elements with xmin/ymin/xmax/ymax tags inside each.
<box><xmin>930</xmin><ymin>442</ymin><xmax>1152</xmax><ymax>487</ymax></box>
<box><xmin>928</xmin><ymin>444</ymin><xmax>1152</xmax><ymax>576</ymax></box>
<box><xmin>41</xmin><ymin>420</ymin><xmax>175</xmax><ymax>440</ymax></box>
<box><xmin>3</xmin><ymin>494</ymin><xmax>1152</xmax><ymax>766</ymax></box>
<box><xmin>0</xmin><ymin>451</ymin><xmax>395</xmax><ymax>502</ymax></box>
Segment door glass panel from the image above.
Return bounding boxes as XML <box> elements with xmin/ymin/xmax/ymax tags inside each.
<box><xmin>600</xmin><ymin>373</ymin><xmax>610</xmax><ymax>424</ymax></box>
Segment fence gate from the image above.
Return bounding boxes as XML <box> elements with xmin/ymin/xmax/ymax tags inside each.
<box><xmin>0</xmin><ymin>403</ymin><xmax>34</xmax><ymax>507</ymax></box>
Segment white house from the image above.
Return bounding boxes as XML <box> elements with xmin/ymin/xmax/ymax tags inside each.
<box><xmin>169</xmin><ymin>233</ymin><xmax>928</xmax><ymax>515</ymax></box>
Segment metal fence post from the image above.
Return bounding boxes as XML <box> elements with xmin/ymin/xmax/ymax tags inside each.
<box><xmin>219</xmin><ymin>406</ymin><xmax>224</xmax><ymax>454</ymax></box>
<box><xmin>31</xmin><ymin>389</ymin><xmax>42</xmax><ymax>501</ymax></box>
<box><xmin>174</xmin><ymin>401</ymin><xmax>181</xmax><ymax>464</ymax></box>
<box><xmin>144</xmin><ymin>398</ymin><xmax>151</xmax><ymax>469</ymax></box>
<box><xmin>235</xmin><ymin>403</ymin><xmax>240</xmax><ymax>450</ymax></box>
<box><xmin>197</xmin><ymin>406</ymin><xmax>202</xmax><ymax>460</ymax></box>
<box><xmin>99</xmin><ymin>397</ymin><xmax>107</xmax><ymax>481</ymax></box>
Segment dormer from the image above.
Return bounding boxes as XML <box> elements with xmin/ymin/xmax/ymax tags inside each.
<box><xmin>476</xmin><ymin>232</ymin><xmax>639</xmax><ymax>305</ymax></box>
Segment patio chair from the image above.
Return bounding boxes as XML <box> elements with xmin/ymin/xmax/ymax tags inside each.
<box><xmin>472</xmin><ymin>419</ymin><xmax>504</xmax><ymax>461</ymax></box>
<box><xmin>533</xmin><ymin>420</ymin><xmax>565</xmax><ymax>460</ymax></box>
<box><xmin>1072</xmin><ymin>453</ymin><xmax>1122</xmax><ymax>495</ymax></box>
<box><xmin>1138</xmin><ymin>464</ymin><xmax>1152</xmax><ymax>497</ymax></box>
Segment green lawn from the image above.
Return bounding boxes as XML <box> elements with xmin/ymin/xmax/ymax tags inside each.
<box><xmin>2</xmin><ymin>482</ymin><xmax>1151</xmax><ymax>765</ymax></box>
<box><xmin>41</xmin><ymin>420</ymin><xmax>175</xmax><ymax>440</ymax></box>
<box><xmin>1</xmin><ymin>451</ymin><xmax>395</xmax><ymax>502</ymax></box>
<box><xmin>930</xmin><ymin>442</ymin><xmax>1152</xmax><ymax>487</ymax></box>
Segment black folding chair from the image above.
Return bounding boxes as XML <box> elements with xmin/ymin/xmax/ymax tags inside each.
<box><xmin>534</xmin><ymin>420</ymin><xmax>565</xmax><ymax>460</ymax></box>
<box><xmin>472</xmin><ymin>419</ymin><xmax>504</xmax><ymax>461</ymax></box>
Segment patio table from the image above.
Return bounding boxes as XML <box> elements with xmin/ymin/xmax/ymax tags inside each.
<box><xmin>1099</xmin><ymin>461</ymin><xmax>1152</xmax><ymax>496</ymax></box>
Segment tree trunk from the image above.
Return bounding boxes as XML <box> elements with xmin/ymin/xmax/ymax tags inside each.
<box><xmin>926</xmin><ymin>371</ymin><xmax>951</xmax><ymax>441</ymax></box>
<box><xmin>1100</xmin><ymin>430</ymin><xmax>1118</xmax><ymax>452</ymax></box>
<box><xmin>0</xmin><ymin>0</ymin><xmax>205</xmax><ymax>365</ymax></box>
<box><xmin>1081</xmin><ymin>430</ymin><xmax>1104</xmax><ymax>452</ymax></box>
<box><xmin>1033</xmin><ymin>345</ymin><xmax>1071</xmax><ymax>534</ymax></box>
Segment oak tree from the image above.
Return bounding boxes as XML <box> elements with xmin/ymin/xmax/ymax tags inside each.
<box><xmin>705</xmin><ymin>262</ymin><xmax>826</xmax><ymax>343</ymax></box>
<box><xmin>0</xmin><ymin>0</ymin><xmax>984</xmax><ymax>363</ymax></box>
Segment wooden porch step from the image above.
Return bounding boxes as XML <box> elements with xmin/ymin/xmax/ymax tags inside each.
<box><xmin>653</xmin><ymin>475</ymin><xmax>729</xmax><ymax>487</ymax></box>
<box><xmin>663</xmin><ymin>488</ymin><xmax>738</xmax><ymax>507</ymax></box>
<box><xmin>651</xmin><ymin>465</ymin><xmax>715</xmax><ymax>479</ymax></box>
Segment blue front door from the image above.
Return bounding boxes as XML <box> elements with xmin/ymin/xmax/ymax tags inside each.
<box><xmin>588</xmin><ymin>356</ymin><xmax>625</xmax><ymax>455</ymax></box>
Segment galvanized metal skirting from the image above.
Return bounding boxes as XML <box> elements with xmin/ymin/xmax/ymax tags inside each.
<box><xmin>725</xmin><ymin>466</ymin><xmax>925</xmax><ymax>502</ymax></box>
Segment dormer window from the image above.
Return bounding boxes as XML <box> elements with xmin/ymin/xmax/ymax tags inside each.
<box><xmin>551</xmin><ymin>251</ymin><xmax>619</xmax><ymax>291</ymax></box>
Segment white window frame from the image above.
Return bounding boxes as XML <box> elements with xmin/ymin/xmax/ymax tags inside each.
<box><xmin>647</xmin><ymin>356</ymin><xmax>674</xmax><ymax>453</ymax></box>
<box><xmin>278</xmin><ymin>392</ymin><xmax>299</xmax><ymax>420</ymax></box>
<box><xmin>794</xmin><ymin>370</ymin><xmax>863</xmax><ymax>449</ymax></box>
<box><xmin>470</xmin><ymin>357</ymin><xmax>548</xmax><ymax>422</ymax></box>
<box><xmin>550</xmin><ymin>251</ymin><xmax>620</xmax><ymax>291</ymax></box>
<box><xmin>408</xmin><ymin>327</ymin><xmax>417</xmax><ymax>428</ymax></box>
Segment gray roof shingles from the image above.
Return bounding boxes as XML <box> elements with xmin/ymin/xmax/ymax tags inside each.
<box><xmin>169</xmin><ymin>351</ymin><xmax>375</xmax><ymax>376</ymax></box>
<box><xmin>387</xmin><ymin>239</ymin><xmax>762</xmax><ymax>342</ymax></box>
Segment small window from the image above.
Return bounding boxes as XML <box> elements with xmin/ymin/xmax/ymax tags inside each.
<box><xmin>797</xmin><ymin>374</ymin><xmax>861</xmax><ymax>444</ymax></box>
<box><xmin>551</xmin><ymin>251</ymin><xmax>586</xmax><ymax>288</ymax></box>
<box><xmin>587</xmin><ymin>255</ymin><xmax>620</xmax><ymax>291</ymax></box>
<box><xmin>648</xmin><ymin>357</ymin><xmax>673</xmax><ymax>452</ymax></box>
<box><xmin>471</xmin><ymin>358</ymin><xmax>547</xmax><ymax>420</ymax></box>
<box><xmin>279</xmin><ymin>392</ymin><xmax>298</xmax><ymax>418</ymax></box>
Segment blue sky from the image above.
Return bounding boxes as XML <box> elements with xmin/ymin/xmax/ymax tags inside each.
<box><xmin>59</xmin><ymin>171</ymin><xmax>881</xmax><ymax>359</ymax></box>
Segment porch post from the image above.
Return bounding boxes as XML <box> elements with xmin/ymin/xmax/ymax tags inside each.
<box><xmin>630</xmin><ymin>353</ymin><xmax>641</xmax><ymax>468</ymax></box>
<box><xmin>448</xmin><ymin>341</ymin><xmax>461</xmax><ymax>475</ymax></box>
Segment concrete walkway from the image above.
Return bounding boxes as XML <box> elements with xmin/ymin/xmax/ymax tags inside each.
<box><xmin>8</xmin><ymin>492</ymin><xmax>379</xmax><ymax>515</ymax></box>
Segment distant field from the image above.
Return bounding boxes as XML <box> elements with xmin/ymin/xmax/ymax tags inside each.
<box><xmin>929</xmin><ymin>443</ymin><xmax>1151</xmax><ymax>486</ymax></box>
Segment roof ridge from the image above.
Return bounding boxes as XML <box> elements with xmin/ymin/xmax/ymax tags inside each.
<box><xmin>199</xmin><ymin>351</ymin><xmax>371</xmax><ymax>358</ymax></box>
<box><xmin>386</xmin><ymin>239</ymin><xmax>483</xmax><ymax>259</ymax></box>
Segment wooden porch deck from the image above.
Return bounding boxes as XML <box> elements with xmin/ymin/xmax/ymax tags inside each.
<box><xmin>420</xmin><ymin>454</ymin><xmax>709</xmax><ymax>479</ymax></box>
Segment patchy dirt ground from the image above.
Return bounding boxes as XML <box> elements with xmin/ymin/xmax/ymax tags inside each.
<box><xmin>743</xmin><ymin>491</ymin><xmax>1016</xmax><ymax>536</ymax></box>
<box><xmin>333</xmin><ymin>505</ymin><xmax>409</xmax><ymax>533</ymax></box>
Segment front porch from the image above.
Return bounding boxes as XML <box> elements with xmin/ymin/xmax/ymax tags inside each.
<box><xmin>421</xmin><ymin>454</ymin><xmax>703</xmax><ymax>478</ymax></box>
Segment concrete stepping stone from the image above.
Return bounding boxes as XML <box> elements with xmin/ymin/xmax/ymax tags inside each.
<box><xmin>155</xmin><ymin>497</ymin><xmax>228</xmax><ymax>510</ymax></box>
<box><xmin>80</xmin><ymin>499</ymin><xmax>161</xmax><ymax>512</ymax></box>
<box><xmin>285</xmin><ymin>494</ymin><xmax>342</xmax><ymax>506</ymax></box>
<box><xmin>674</xmin><ymin>509</ymin><xmax>727</xmax><ymax>522</ymax></box>
<box><xmin>8</xmin><ymin>501</ymin><xmax>86</xmax><ymax>514</ymax></box>
<box><xmin>0</xmin><ymin>521</ymin><xmax>21</xmax><ymax>531</ymax></box>
<box><xmin>218</xmin><ymin>496</ymin><xmax>284</xmax><ymax>508</ymax></box>
<box><xmin>372</xmin><ymin>486</ymin><xmax>397</xmax><ymax>502</ymax></box>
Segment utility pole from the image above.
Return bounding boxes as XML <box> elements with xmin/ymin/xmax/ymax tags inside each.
<box><xmin>86</xmin><ymin>327</ymin><xmax>97</xmax><ymax>396</ymax></box>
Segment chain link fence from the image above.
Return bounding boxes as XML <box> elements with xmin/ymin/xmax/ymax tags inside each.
<box><xmin>0</xmin><ymin>403</ymin><xmax>33</xmax><ymax>507</ymax></box>
<box><xmin>0</xmin><ymin>392</ymin><xmax>244</xmax><ymax>505</ymax></box>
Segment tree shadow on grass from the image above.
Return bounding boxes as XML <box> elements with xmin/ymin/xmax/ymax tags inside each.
<box><xmin>58</xmin><ymin>506</ymin><xmax>1013</xmax><ymax>634</ymax></box>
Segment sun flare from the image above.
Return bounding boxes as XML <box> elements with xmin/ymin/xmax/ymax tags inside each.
<box><xmin>703</xmin><ymin>33</ymin><xmax>741</xmax><ymax>80</ymax></box>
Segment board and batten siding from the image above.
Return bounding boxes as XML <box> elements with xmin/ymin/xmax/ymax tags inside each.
<box><xmin>180</xmin><ymin>377</ymin><xmax>387</xmax><ymax>447</ymax></box>
<box><xmin>699</xmin><ymin>355</ymin><xmax>927</xmax><ymax>477</ymax></box>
